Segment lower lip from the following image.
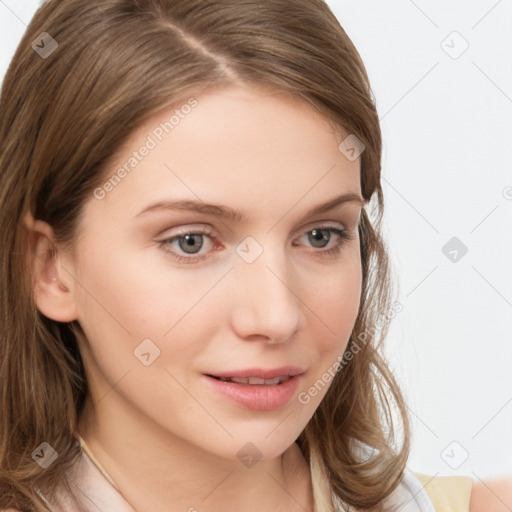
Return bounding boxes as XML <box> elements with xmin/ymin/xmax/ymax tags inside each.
<box><xmin>202</xmin><ymin>374</ymin><xmax>302</xmax><ymax>411</ymax></box>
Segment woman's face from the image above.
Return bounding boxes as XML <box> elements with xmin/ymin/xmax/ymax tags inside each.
<box><xmin>59</xmin><ymin>83</ymin><xmax>363</xmax><ymax>461</ymax></box>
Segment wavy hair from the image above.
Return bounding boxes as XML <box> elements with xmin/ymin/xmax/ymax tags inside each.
<box><xmin>0</xmin><ymin>1</ymin><xmax>410</xmax><ymax>510</ymax></box>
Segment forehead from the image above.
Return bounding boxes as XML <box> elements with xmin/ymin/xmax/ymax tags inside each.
<box><xmin>87</xmin><ymin>83</ymin><xmax>362</xmax><ymax>223</ymax></box>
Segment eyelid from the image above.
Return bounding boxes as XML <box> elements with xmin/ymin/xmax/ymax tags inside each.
<box><xmin>299</xmin><ymin>218</ymin><xmax>347</xmax><ymax>232</ymax></box>
<box><xmin>159</xmin><ymin>224</ymin><xmax>216</xmax><ymax>238</ymax></box>
<box><xmin>157</xmin><ymin>220</ymin><xmax>348</xmax><ymax>244</ymax></box>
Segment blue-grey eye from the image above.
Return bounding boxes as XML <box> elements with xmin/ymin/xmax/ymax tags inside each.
<box><xmin>307</xmin><ymin>228</ymin><xmax>331</xmax><ymax>248</ymax></box>
<box><xmin>178</xmin><ymin>234</ymin><xmax>205</xmax><ymax>254</ymax></box>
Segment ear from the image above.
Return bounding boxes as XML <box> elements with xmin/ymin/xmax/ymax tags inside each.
<box><xmin>23</xmin><ymin>212</ymin><xmax>79</xmax><ymax>322</ymax></box>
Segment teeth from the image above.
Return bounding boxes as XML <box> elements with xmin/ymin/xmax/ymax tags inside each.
<box><xmin>217</xmin><ymin>376</ymin><xmax>290</xmax><ymax>385</ymax></box>
<box><xmin>258</xmin><ymin>377</ymin><xmax>280</xmax><ymax>385</ymax></box>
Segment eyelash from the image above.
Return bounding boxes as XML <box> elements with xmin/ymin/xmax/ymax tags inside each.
<box><xmin>158</xmin><ymin>224</ymin><xmax>356</xmax><ymax>264</ymax></box>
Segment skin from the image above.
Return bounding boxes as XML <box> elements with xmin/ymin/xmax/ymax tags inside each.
<box><xmin>27</xmin><ymin>83</ymin><xmax>364</xmax><ymax>512</ymax></box>
<box><xmin>469</xmin><ymin>478</ymin><xmax>512</xmax><ymax>512</ymax></box>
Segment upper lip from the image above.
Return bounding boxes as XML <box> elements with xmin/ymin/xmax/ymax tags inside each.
<box><xmin>206</xmin><ymin>366</ymin><xmax>305</xmax><ymax>379</ymax></box>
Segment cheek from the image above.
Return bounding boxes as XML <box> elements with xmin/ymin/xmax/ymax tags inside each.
<box><xmin>298</xmin><ymin>249</ymin><xmax>362</xmax><ymax>393</ymax></box>
<box><xmin>73</xmin><ymin>239</ymin><xmax>207</xmax><ymax>333</ymax></box>
<box><xmin>296</xmin><ymin>270</ymin><xmax>361</xmax><ymax>411</ymax></box>
<box><xmin>305</xmin><ymin>250</ymin><xmax>362</xmax><ymax>337</ymax></box>
<box><xmin>71</xmin><ymin>241</ymin><xmax>225</xmax><ymax>379</ymax></box>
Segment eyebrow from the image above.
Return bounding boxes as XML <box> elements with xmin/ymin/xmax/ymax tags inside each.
<box><xmin>135</xmin><ymin>192</ymin><xmax>365</xmax><ymax>221</ymax></box>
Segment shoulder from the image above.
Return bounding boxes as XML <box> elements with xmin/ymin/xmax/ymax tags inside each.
<box><xmin>469</xmin><ymin>477</ymin><xmax>512</xmax><ymax>512</ymax></box>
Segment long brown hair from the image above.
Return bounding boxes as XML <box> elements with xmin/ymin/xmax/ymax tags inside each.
<box><xmin>0</xmin><ymin>1</ymin><xmax>410</xmax><ymax>510</ymax></box>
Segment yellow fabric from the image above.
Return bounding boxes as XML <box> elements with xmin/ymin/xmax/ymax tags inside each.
<box><xmin>414</xmin><ymin>472</ymin><xmax>473</xmax><ymax>512</ymax></box>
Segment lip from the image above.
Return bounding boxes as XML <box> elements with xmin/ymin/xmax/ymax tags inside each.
<box><xmin>202</xmin><ymin>370</ymin><xmax>304</xmax><ymax>411</ymax></box>
<box><xmin>206</xmin><ymin>366</ymin><xmax>305</xmax><ymax>379</ymax></box>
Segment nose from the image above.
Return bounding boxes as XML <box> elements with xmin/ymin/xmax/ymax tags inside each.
<box><xmin>229</xmin><ymin>248</ymin><xmax>304</xmax><ymax>344</ymax></box>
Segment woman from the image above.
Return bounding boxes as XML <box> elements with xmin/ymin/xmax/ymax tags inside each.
<box><xmin>0</xmin><ymin>1</ymin><xmax>508</xmax><ymax>511</ymax></box>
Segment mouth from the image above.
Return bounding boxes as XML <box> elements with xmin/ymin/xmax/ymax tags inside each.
<box><xmin>202</xmin><ymin>371</ymin><xmax>304</xmax><ymax>410</ymax></box>
<box><xmin>204</xmin><ymin>366</ymin><xmax>305</xmax><ymax>386</ymax></box>
<box><xmin>206</xmin><ymin>375</ymin><xmax>291</xmax><ymax>386</ymax></box>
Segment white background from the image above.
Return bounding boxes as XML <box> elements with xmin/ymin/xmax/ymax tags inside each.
<box><xmin>1</xmin><ymin>0</ymin><xmax>511</xmax><ymax>482</ymax></box>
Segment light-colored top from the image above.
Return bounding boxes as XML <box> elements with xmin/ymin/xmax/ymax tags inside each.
<box><xmin>32</xmin><ymin>433</ymin><xmax>473</xmax><ymax>512</ymax></box>
<box><xmin>415</xmin><ymin>473</ymin><xmax>474</xmax><ymax>512</ymax></box>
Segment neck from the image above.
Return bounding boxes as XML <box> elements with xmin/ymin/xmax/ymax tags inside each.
<box><xmin>77</xmin><ymin>393</ymin><xmax>314</xmax><ymax>512</ymax></box>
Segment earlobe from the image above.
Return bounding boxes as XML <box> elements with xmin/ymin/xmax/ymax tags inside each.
<box><xmin>23</xmin><ymin>213</ymin><xmax>79</xmax><ymax>323</ymax></box>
